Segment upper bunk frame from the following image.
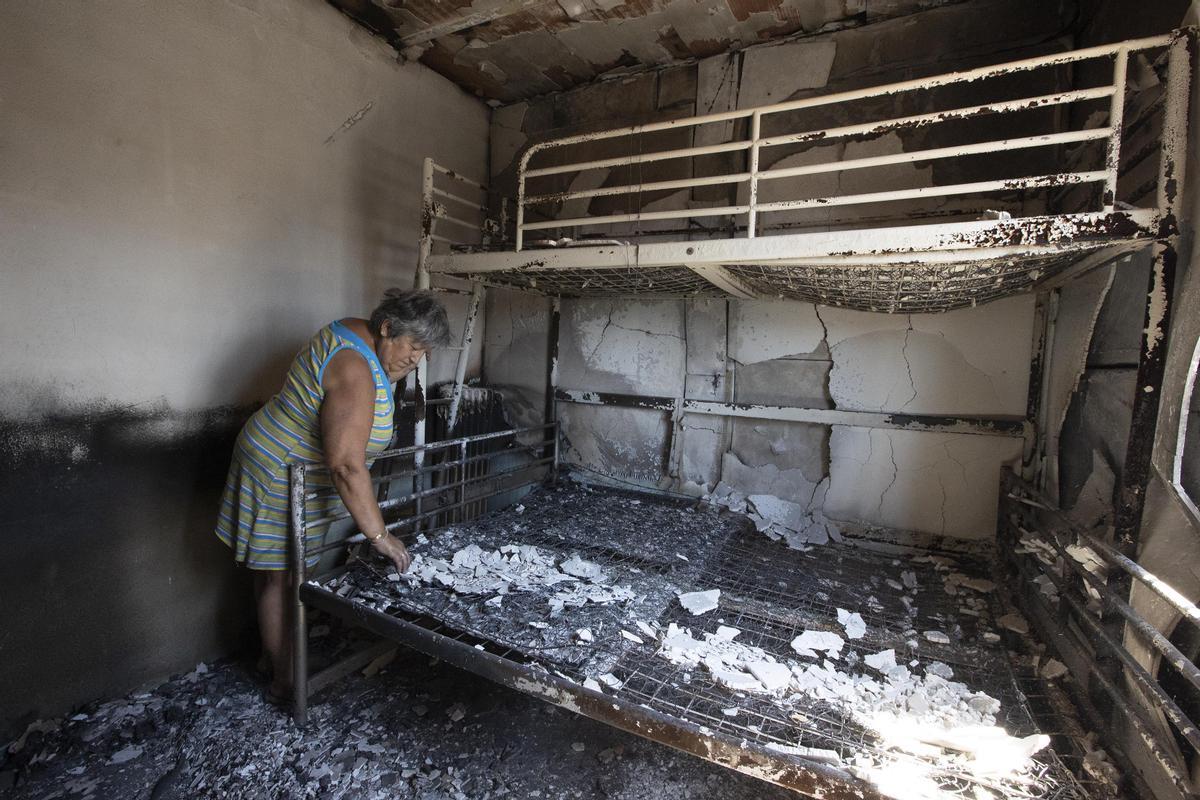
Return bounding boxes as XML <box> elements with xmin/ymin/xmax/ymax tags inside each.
<box><xmin>421</xmin><ymin>29</ymin><xmax>1193</xmax><ymax>314</ymax></box>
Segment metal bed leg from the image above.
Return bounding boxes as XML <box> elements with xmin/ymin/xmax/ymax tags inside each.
<box><xmin>289</xmin><ymin>463</ymin><xmax>309</xmax><ymax>727</ymax></box>
<box><xmin>545</xmin><ymin>297</ymin><xmax>560</xmax><ymax>483</ymax></box>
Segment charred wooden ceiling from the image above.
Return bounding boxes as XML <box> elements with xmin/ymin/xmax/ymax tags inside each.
<box><xmin>326</xmin><ymin>0</ymin><xmax>972</xmax><ymax>102</ymax></box>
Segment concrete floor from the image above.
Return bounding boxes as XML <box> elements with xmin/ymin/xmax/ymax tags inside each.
<box><xmin>2</xmin><ymin>635</ymin><xmax>798</xmax><ymax>800</ymax></box>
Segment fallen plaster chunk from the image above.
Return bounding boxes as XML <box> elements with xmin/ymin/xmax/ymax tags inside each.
<box><xmin>926</xmin><ymin>662</ymin><xmax>954</xmax><ymax>680</ymax></box>
<box><xmin>712</xmin><ymin>668</ymin><xmax>764</xmax><ymax>692</ymax></box>
<box><xmin>997</xmin><ymin>613</ymin><xmax>1030</xmax><ymax>635</ymax></box>
<box><xmin>837</xmin><ymin>608</ymin><xmax>866</xmax><ymax>640</ymax></box>
<box><xmin>620</xmin><ymin>630</ymin><xmax>644</xmax><ymax>644</ymax></box>
<box><xmin>575</xmin><ymin>628</ymin><xmax>594</xmax><ymax>643</ymax></box>
<box><xmin>678</xmin><ymin>589</ymin><xmax>721</xmax><ymax>615</ymax></box>
<box><xmin>722</xmin><ymin>707</ymin><xmax>740</xmax><ymax>716</ymax></box>
<box><xmin>583</xmin><ymin>678</ymin><xmax>603</xmax><ymax>692</ymax></box>
<box><xmin>923</xmin><ymin>630</ymin><xmax>951</xmax><ymax>645</ymax></box>
<box><xmin>1040</xmin><ymin>658</ymin><xmax>1069</xmax><ymax>680</ymax></box>
<box><xmin>748</xmin><ymin>661</ymin><xmax>792</xmax><ymax>693</ymax></box>
<box><xmin>901</xmin><ymin>571</ymin><xmax>918</xmax><ymax>590</ymax></box>
<box><xmin>791</xmin><ymin>630</ymin><xmax>845</xmax><ymax>659</ymax></box>
<box><xmin>714</xmin><ymin>625</ymin><xmax>741</xmax><ymax>640</ymax></box>
<box><xmin>598</xmin><ymin>673</ymin><xmax>623</xmax><ymax>690</ymax></box>
<box><xmin>864</xmin><ymin>649</ymin><xmax>897</xmax><ymax>672</ymax></box>
<box><xmin>635</xmin><ymin>620</ymin><xmax>657</xmax><ymax>638</ymax></box>
<box><xmin>961</xmin><ymin>577</ymin><xmax>997</xmax><ymax>593</ymax></box>
<box><xmin>109</xmin><ymin>745</ymin><xmax>143</xmax><ymax>765</ymax></box>
<box><xmin>560</xmin><ymin>555</ymin><xmax>606</xmax><ymax>581</ymax></box>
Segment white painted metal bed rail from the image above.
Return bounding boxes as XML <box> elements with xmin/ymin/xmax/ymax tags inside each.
<box><xmin>514</xmin><ymin>30</ymin><xmax>1189</xmax><ymax>250</ymax></box>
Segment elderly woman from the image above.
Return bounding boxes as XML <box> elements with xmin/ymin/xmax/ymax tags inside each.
<box><xmin>215</xmin><ymin>289</ymin><xmax>451</xmax><ymax>703</ymax></box>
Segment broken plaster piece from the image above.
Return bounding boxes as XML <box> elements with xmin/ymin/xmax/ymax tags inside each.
<box><xmin>864</xmin><ymin>649</ymin><xmax>897</xmax><ymax>672</ymax></box>
<box><xmin>748</xmin><ymin>661</ymin><xmax>792</xmax><ymax>693</ymax></box>
<box><xmin>997</xmin><ymin>613</ymin><xmax>1030</xmax><ymax>635</ymax></box>
<box><xmin>923</xmin><ymin>630</ymin><xmax>951</xmax><ymax>645</ymax></box>
<box><xmin>791</xmin><ymin>630</ymin><xmax>844</xmax><ymax>659</ymax></box>
<box><xmin>678</xmin><ymin>589</ymin><xmax>721</xmax><ymax>615</ymax></box>
<box><xmin>1040</xmin><ymin>659</ymin><xmax>1068</xmax><ymax>680</ymax></box>
<box><xmin>837</xmin><ymin>608</ymin><xmax>866</xmax><ymax>640</ymax></box>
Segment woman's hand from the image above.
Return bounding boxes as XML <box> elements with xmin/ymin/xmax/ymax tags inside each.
<box><xmin>371</xmin><ymin>533</ymin><xmax>412</xmax><ymax>574</ymax></box>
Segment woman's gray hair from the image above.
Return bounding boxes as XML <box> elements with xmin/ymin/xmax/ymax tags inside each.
<box><xmin>368</xmin><ymin>289</ymin><xmax>452</xmax><ymax>348</ymax></box>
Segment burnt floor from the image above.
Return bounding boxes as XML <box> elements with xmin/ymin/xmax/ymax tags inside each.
<box><xmin>1</xmin><ymin>632</ymin><xmax>799</xmax><ymax>800</ymax></box>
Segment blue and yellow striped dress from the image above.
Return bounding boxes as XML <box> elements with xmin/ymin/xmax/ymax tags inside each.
<box><xmin>215</xmin><ymin>320</ymin><xmax>394</xmax><ymax>570</ymax></box>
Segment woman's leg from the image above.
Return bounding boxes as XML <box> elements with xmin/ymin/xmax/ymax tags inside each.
<box><xmin>254</xmin><ymin>570</ymin><xmax>292</xmax><ymax>697</ymax></box>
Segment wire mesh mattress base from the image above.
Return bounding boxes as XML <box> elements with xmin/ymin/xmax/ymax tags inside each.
<box><xmin>724</xmin><ymin>253</ymin><xmax>1080</xmax><ymax>313</ymax></box>
<box><xmin>305</xmin><ymin>483</ymin><xmax>1097</xmax><ymax>799</ymax></box>
<box><xmin>448</xmin><ymin>253</ymin><xmax>1088</xmax><ymax>311</ymax></box>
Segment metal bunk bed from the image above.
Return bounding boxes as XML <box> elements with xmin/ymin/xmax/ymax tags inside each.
<box><xmin>288</xmin><ymin>29</ymin><xmax>1198</xmax><ymax>800</ymax></box>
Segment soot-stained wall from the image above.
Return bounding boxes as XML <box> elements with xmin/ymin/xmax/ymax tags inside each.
<box><xmin>484</xmin><ymin>0</ymin><xmax>1066</xmax><ymax>540</ymax></box>
<box><xmin>0</xmin><ymin>0</ymin><xmax>487</xmax><ymax>739</ymax></box>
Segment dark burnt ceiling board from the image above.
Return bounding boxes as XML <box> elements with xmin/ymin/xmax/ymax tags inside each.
<box><xmin>326</xmin><ymin>0</ymin><xmax>962</xmax><ymax>102</ymax></box>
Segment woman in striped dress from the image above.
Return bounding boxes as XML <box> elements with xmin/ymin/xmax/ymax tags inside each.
<box><xmin>215</xmin><ymin>289</ymin><xmax>451</xmax><ymax>703</ymax></box>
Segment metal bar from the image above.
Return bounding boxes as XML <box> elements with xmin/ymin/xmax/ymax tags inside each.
<box><xmin>1081</xmin><ymin>531</ymin><xmax>1200</xmax><ymax>631</ymax></box>
<box><xmin>433</xmin><ymin>187</ymin><xmax>487</xmax><ymax>213</ymax></box>
<box><xmin>1103</xmin><ymin>49</ymin><xmax>1128</xmax><ymax>210</ymax></box>
<box><xmin>1113</xmin><ymin>241</ymin><xmax>1176</xmax><ymax>556</ymax></box>
<box><xmin>1022</xmin><ymin>293</ymin><xmax>1049</xmax><ymax>479</ymax></box>
<box><xmin>308</xmin><ymin>476</ymin><xmax>549</xmax><ymax>559</ymax></box>
<box><xmin>514</xmin><ymin>34</ymin><xmax>1171</xmax><ymax>161</ymax></box>
<box><xmin>682</xmin><ymin>399</ymin><xmax>1025</xmax><ymax>437</ymax></box>
<box><xmin>747</xmin><ymin>111</ymin><xmax>761</xmax><ymax>239</ymax></box>
<box><xmin>545</xmin><ymin>298</ymin><xmax>561</xmax><ymax>475</ymax></box>
<box><xmin>1005</xmin><ymin>473</ymin><xmax>1200</xmax><ymax>698</ymax></box>
<box><xmin>515</xmin><ymin>162</ymin><xmax>526</xmax><ymax>251</ymax></box>
<box><xmin>525</xmin><ymin>172</ymin><xmax>750</xmax><ymax>205</ymax></box>
<box><xmin>756</xmin><ymin>87</ymin><xmax>1116</xmax><ymax>150</ymax></box>
<box><xmin>685</xmin><ymin>264</ymin><xmax>758</xmax><ymax>299</ymax></box>
<box><xmin>1036</xmin><ymin>290</ymin><xmax>1059</xmax><ymax>492</ymax></box>
<box><xmin>308</xmin><ymin>455</ymin><xmax>555</xmax><ymax>534</ymax></box>
<box><xmin>430</xmin><ymin>161</ymin><xmax>488</xmax><ymax>191</ymax></box>
<box><xmin>757</xmin><ymin>172</ymin><xmax>1108</xmax><ymax>214</ymax></box>
<box><xmin>760</xmin><ymin>129</ymin><xmax>1111</xmax><ymax>182</ymax></box>
<box><xmin>555</xmin><ymin>388</ymin><xmax>678</xmax><ymax>412</ymax></box>
<box><xmin>456</xmin><ymin>440</ymin><xmax>469</xmax><ymax>523</ymax></box>
<box><xmin>289</xmin><ymin>462</ymin><xmax>309</xmax><ymax>727</ymax></box>
<box><xmin>435</xmin><ymin>213</ymin><xmax>482</xmax><ymax>232</ymax></box>
<box><xmin>417</xmin><ymin>157</ymin><xmax>435</xmax><ymax>291</ymax></box>
<box><xmin>328</xmin><ymin>423</ymin><xmax>555</xmax><ymax>468</ymax></box>
<box><xmin>300</xmin><ymin>586</ymin><xmax>883</xmax><ymax>799</ymax></box>
<box><xmin>1005</xmin><ymin>540</ymin><xmax>1198</xmax><ymax>794</ymax></box>
<box><xmin>428</xmin><ymin>210</ymin><xmax>1160</xmax><ymax>274</ymax></box>
<box><xmin>447</xmin><ymin>282</ymin><xmax>485</xmax><ymax>432</ymax></box>
<box><xmin>523</xmin><ymin>141</ymin><xmax>752</xmax><ymax>179</ymax></box>
<box><xmin>554</xmin><ymin>389</ymin><xmax>1025</xmax><ymax>436</ymax></box>
<box><xmin>1157</xmin><ymin>30</ymin><xmax>1192</xmax><ymax>220</ymax></box>
<box><xmin>521</xmin><ymin>204</ymin><xmax>748</xmax><ymax>232</ymax></box>
<box><xmin>308</xmin><ymin>441</ymin><xmax>548</xmax><ymax>503</ymax></box>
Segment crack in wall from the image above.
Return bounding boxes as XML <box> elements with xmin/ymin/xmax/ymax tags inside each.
<box><xmin>877</xmin><ymin>430</ymin><xmax>899</xmax><ymax>517</ymax></box>
<box><xmin>898</xmin><ymin>316</ymin><xmax>918</xmax><ymax>411</ymax></box>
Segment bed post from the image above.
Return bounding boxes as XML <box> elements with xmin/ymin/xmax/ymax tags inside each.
<box><xmin>546</xmin><ymin>296</ymin><xmax>561</xmax><ymax>482</ymax></box>
<box><xmin>289</xmin><ymin>462</ymin><xmax>309</xmax><ymax>727</ymax></box>
<box><xmin>448</xmin><ymin>281</ymin><xmax>485</xmax><ymax>432</ymax></box>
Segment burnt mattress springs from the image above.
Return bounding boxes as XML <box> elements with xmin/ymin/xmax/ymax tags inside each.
<box><xmin>313</xmin><ymin>482</ymin><xmax>1092</xmax><ymax>799</ymax></box>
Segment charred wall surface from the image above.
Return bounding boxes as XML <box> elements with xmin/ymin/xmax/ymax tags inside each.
<box><xmin>485</xmin><ymin>0</ymin><xmax>1078</xmax><ymax>541</ymax></box>
<box><xmin>0</xmin><ymin>0</ymin><xmax>488</xmax><ymax>740</ymax></box>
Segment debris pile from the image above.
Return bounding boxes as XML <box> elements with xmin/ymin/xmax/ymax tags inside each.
<box><xmin>399</xmin><ymin>543</ymin><xmax>636</xmax><ymax>614</ymax></box>
<box><xmin>705</xmin><ymin>484</ymin><xmax>843</xmax><ymax>549</ymax></box>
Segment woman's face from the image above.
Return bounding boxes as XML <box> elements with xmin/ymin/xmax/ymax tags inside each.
<box><xmin>376</xmin><ymin>329</ymin><xmax>429</xmax><ymax>382</ymax></box>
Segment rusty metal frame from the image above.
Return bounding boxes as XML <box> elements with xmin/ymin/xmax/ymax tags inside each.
<box><xmin>999</xmin><ymin>470</ymin><xmax>1200</xmax><ymax>798</ymax></box>
<box><xmin>420</xmin><ymin>30</ymin><xmax>1193</xmax><ymax>314</ymax></box>
<box><xmin>555</xmin><ymin>387</ymin><xmax>1028</xmax><ymax>439</ymax></box>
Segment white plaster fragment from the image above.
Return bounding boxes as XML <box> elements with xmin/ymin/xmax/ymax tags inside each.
<box><xmin>678</xmin><ymin>589</ymin><xmax>721</xmax><ymax>615</ymax></box>
<box><xmin>790</xmin><ymin>630</ymin><xmax>844</xmax><ymax>659</ymax></box>
<box><xmin>837</xmin><ymin>608</ymin><xmax>866</xmax><ymax>640</ymax></box>
<box><xmin>923</xmin><ymin>630</ymin><xmax>951</xmax><ymax>645</ymax></box>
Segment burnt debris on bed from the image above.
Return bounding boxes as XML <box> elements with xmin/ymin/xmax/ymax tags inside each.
<box><xmin>315</xmin><ymin>481</ymin><xmax>1097</xmax><ymax>799</ymax></box>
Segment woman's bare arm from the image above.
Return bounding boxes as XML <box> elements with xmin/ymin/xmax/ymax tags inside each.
<box><xmin>320</xmin><ymin>350</ymin><xmax>411</xmax><ymax>573</ymax></box>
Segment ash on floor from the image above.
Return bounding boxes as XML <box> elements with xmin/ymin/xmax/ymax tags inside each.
<box><xmin>2</xmin><ymin>636</ymin><xmax>796</xmax><ymax>800</ymax></box>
